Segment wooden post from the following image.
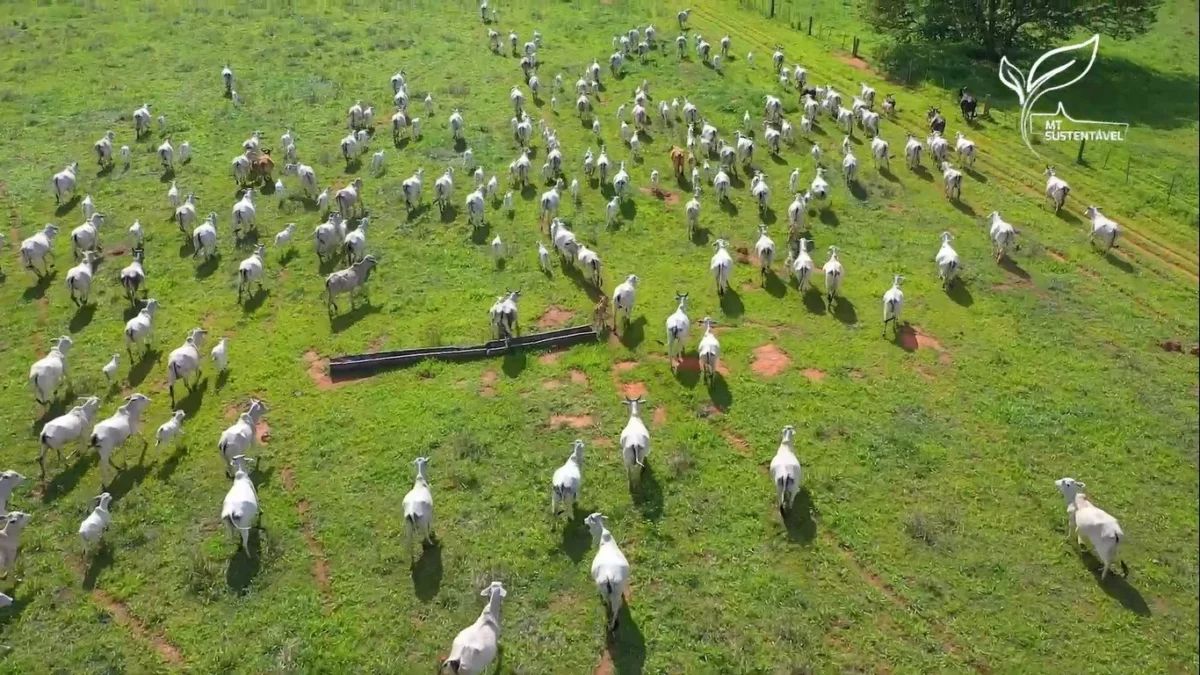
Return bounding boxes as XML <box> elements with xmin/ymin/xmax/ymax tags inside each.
<box><xmin>770</xmin><ymin>0</ymin><xmax>775</xmax><ymax>18</ymax></box>
<box><xmin>1102</xmin><ymin>147</ymin><xmax>1112</xmax><ymax>169</ymax></box>
<box><xmin>1076</xmin><ymin>139</ymin><xmax>1086</xmax><ymax>164</ymax></box>
<box><xmin>852</xmin><ymin>37</ymin><xmax>859</xmax><ymax>58</ymax></box>
<box><xmin>1124</xmin><ymin>156</ymin><xmax>1131</xmax><ymax>183</ymax></box>
<box><xmin>808</xmin><ymin>16</ymin><xmax>813</xmax><ymax>35</ymax></box>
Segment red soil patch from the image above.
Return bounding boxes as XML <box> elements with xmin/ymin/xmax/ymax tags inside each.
<box><xmin>652</xmin><ymin>405</ymin><xmax>667</xmax><ymax>427</ymax></box>
<box><xmin>542</xmin><ymin>379</ymin><xmax>563</xmax><ymax>390</ymax></box>
<box><xmin>751</xmin><ymin>344</ymin><xmax>791</xmax><ymax>377</ymax></box>
<box><xmin>538</xmin><ymin>351</ymin><xmax>563</xmax><ymax>365</ymax></box>
<box><xmin>676</xmin><ymin>355</ymin><xmax>730</xmax><ymax>376</ymax></box>
<box><xmin>280</xmin><ymin>466</ymin><xmax>296</xmax><ymax>491</ymax></box>
<box><xmin>802</xmin><ymin>368</ymin><xmax>826</xmax><ymax>382</ymax></box>
<box><xmin>255</xmin><ymin>420</ymin><xmax>270</xmax><ymax>444</ymax></box>
<box><xmin>537</xmin><ymin>305</ymin><xmax>575</xmax><ymax>329</ymax></box>
<box><xmin>898</xmin><ymin>326</ymin><xmax>953</xmax><ymax>364</ymax></box>
<box><xmin>591</xmin><ymin>437</ymin><xmax>614</xmax><ymax>448</ymax></box>
<box><xmin>836</xmin><ymin>54</ymin><xmax>874</xmax><ymax>73</ymax></box>
<box><xmin>304</xmin><ymin>351</ymin><xmax>337</xmax><ymax>389</ymax></box>
<box><xmin>570</xmin><ymin>369</ymin><xmax>589</xmax><ymax>385</ymax></box>
<box><xmin>1046</xmin><ymin>248</ymin><xmax>1067</xmax><ymax>262</ymax></box>
<box><xmin>741</xmin><ymin>282</ymin><xmax>757</xmax><ymax>292</ymax></box>
<box><xmin>723</xmin><ymin>431</ymin><xmax>752</xmax><ymax>456</ymax></box>
<box><xmin>92</xmin><ymin>591</ymin><xmax>182</xmax><ymax>664</ymax></box>
<box><xmin>734</xmin><ymin>246</ymin><xmax>752</xmax><ymax>264</ymax></box>
<box><xmin>622</xmin><ymin>381</ymin><xmax>648</xmax><ymax>398</ymax></box>
<box><xmin>613</xmin><ymin>361</ymin><xmax>637</xmax><ymax>373</ymax></box>
<box><xmin>550</xmin><ymin>414</ymin><xmax>594</xmax><ymax>429</ymax></box>
<box><xmin>639</xmin><ymin>187</ymin><xmax>682</xmax><ymax>205</ymax></box>
<box><xmin>481</xmin><ymin>369</ymin><xmax>498</xmax><ymax>397</ymax></box>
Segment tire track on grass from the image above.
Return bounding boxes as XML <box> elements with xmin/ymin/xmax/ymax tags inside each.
<box><xmin>281</xmin><ymin>466</ymin><xmax>333</xmax><ymax>611</ymax></box>
<box><xmin>690</xmin><ymin>3</ymin><xmax>1199</xmax><ymax>284</ymax></box>
<box><xmin>69</xmin><ymin>558</ymin><xmax>184</xmax><ymax>666</ymax></box>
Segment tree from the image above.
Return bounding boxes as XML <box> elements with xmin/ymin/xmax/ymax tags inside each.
<box><xmin>867</xmin><ymin>0</ymin><xmax>1163</xmax><ymax>60</ymax></box>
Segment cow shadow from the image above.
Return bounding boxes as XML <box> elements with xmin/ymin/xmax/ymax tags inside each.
<box><xmin>21</xmin><ymin>272</ymin><xmax>55</xmax><ymax>301</ymax></box>
<box><xmin>225</xmin><ymin>530</ymin><xmax>262</xmax><ymax>595</ymax></box>
<box><xmin>82</xmin><ymin>543</ymin><xmax>115</xmax><ymax>590</ymax></box>
<box><xmin>330</xmin><ymin>302</ymin><xmax>381</xmax><ymax>333</ymax></box>
<box><xmin>831</xmin><ymin>297</ymin><xmax>858</xmax><ymax>325</ymax></box>
<box><xmin>127</xmin><ymin>348</ymin><xmax>160</xmax><ymax>387</ymax></box>
<box><xmin>630</xmin><ymin>464</ymin><xmax>663</xmax><ymax>521</ymax></box>
<box><xmin>175</xmin><ymin>378</ymin><xmax>209</xmax><ymax>417</ymax></box>
<box><xmin>617</xmin><ymin>316</ymin><xmax>647</xmax><ymax>349</ymax></box>
<box><xmin>783</xmin><ymin>487</ymin><xmax>817</xmax><ymax>543</ymax></box>
<box><xmin>947</xmin><ymin>281</ymin><xmax>974</xmax><ymax>307</ymax></box>
<box><xmin>55</xmin><ymin>196</ymin><xmax>81</xmax><ymax>217</ymax></box>
<box><xmin>1104</xmin><ymin>251</ymin><xmax>1135</xmax><ymax>273</ymax></box>
<box><xmin>950</xmin><ymin>200</ymin><xmax>976</xmax><ymax>217</ymax></box>
<box><xmin>41</xmin><ymin>452</ymin><xmax>96</xmax><ymax>504</ymax></box>
<box><xmin>412</xmin><ymin>538</ymin><xmax>443</xmax><ymax>602</ymax></box>
<box><xmin>719</xmin><ymin>289</ymin><xmax>744</xmax><ymax>318</ymax></box>
<box><xmin>1077</xmin><ymin>549</ymin><xmax>1149</xmax><ymax>616</ymax></box>
<box><xmin>69</xmin><ymin>304</ymin><xmax>97</xmax><ymax>333</ymax></box>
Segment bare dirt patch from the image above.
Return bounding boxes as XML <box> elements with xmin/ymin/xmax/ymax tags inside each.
<box><xmin>92</xmin><ymin>591</ymin><xmax>182</xmax><ymax>664</ymax></box>
<box><xmin>1046</xmin><ymin>248</ymin><xmax>1067</xmax><ymax>262</ymax></box>
<box><xmin>542</xmin><ymin>379</ymin><xmax>563</xmax><ymax>390</ymax></box>
<box><xmin>304</xmin><ymin>351</ymin><xmax>337</xmax><ymax>389</ymax></box>
<box><xmin>280</xmin><ymin>466</ymin><xmax>296</xmax><ymax>491</ymax></box>
<box><xmin>886</xmin><ymin>204</ymin><xmax>903</xmax><ymax>213</ymax></box>
<box><xmin>836</xmin><ymin>54</ymin><xmax>875</xmax><ymax>74</ymax></box>
<box><xmin>369</xmin><ymin>335</ymin><xmax>388</xmax><ymax>351</ymax></box>
<box><xmin>898</xmin><ymin>326</ymin><xmax>953</xmax><ymax>364</ymax></box>
<box><xmin>652</xmin><ymin>405</ymin><xmax>667</xmax><ymax>427</ymax></box>
<box><xmin>569</xmin><ymin>369</ymin><xmax>589</xmax><ymax>385</ymax></box>
<box><xmin>723</xmin><ymin>431</ymin><xmax>752</xmax><ymax>456</ymax></box>
<box><xmin>594</xmin><ymin>648</ymin><xmax>615</xmax><ymax>675</ymax></box>
<box><xmin>676</xmin><ymin>355</ymin><xmax>730</xmax><ymax>376</ymax></box>
<box><xmin>537</xmin><ymin>305</ymin><xmax>576</xmax><ymax>329</ymax></box>
<box><xmin>538</xmin><ymin>351</ymin><xmax>563</xmax><ymax>365</ymax></box>
<box><xmin>612</xmin><ymin>361</ymin><xmax>637</xmax><ymax>375</ymax></box>
<box><xmin>734</xmin><ymin>246</ymin><xmax>752</xmax><ymax>264</ymax></box>
<box><xmin>1160</xmin><ymin>340</ymin><xmax>1184</xmax><ymax>353</ymax></box>
<box><xmin>639</xmin><ymin>186</ymin><xmax>681</xmax><ymax>205</ymax></box>
<box><xmin>591</xmin><ymin>437</ymin><xmax>614</xmax><ymax>448</ymax></box>
<box><xmin>802</xmin><ymin>368</ymin><xmax>826</xmax><ymax>382</ymax></box>
<box><xmin>550</xmin><ymin>414</ymin><xmax>594</xmax><ymax>429</ymax></box>
<box><xmin>255</xmin><ymin>420</ymin><xmax>271</xmax><ymax>444</ymax></box>
<box><xmin>224</xmin><ymin>405</ymin><xmax>239</xmax><ymax>420</ymax></box>
<box><xmin>751</xmin><ymin>344</ymin><xmax>791</xmax><ymax>377</ymax></box>
<box><xmin>481</xmin><ymin>369</ymin><xmax>498</xmax><ymax>397</ymax></box>
<box><xmin>622</xmin><ymin>381</ymin><xmax>648</xmax><ymax>398</ymax></box>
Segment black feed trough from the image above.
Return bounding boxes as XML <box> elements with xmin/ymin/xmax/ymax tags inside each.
<box><xmin>329</xmin><ymin>325</ymin><xmax>599</xmax><ymax>377</ymax></box>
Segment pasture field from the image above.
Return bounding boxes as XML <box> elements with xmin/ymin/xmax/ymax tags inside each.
<box><xmin>0</xmin><ymin>1</ymin><xmax>1197</xmax><ymax>673</ymax></box>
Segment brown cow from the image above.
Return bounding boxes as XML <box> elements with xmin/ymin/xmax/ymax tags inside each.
<box><xmin>251</xmin><ymin>149</ymin><xmax>275</xmax><ymax>184</ymax></box>
<box><xmin>670</xmin><ymin>145</ymin><xmax>686</xmax><ymax>176</ymax></box>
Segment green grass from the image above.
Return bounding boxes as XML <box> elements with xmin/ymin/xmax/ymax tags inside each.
<box><xmin>0</xmin><ymin>1</ymin><xmax>1197</xmax><ymax>673</ymax></box>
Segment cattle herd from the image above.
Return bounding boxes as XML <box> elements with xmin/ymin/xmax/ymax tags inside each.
<box><xmin>1</xmin><ymin>6</ymin><xmax>1134</xmax><ymax>671</ymax></box>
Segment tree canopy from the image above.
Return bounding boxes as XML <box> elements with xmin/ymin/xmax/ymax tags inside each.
<box><xmin>867</xmin><ymin>0</ymin><xmax>1163</xmax><ymax>59</ymax></box>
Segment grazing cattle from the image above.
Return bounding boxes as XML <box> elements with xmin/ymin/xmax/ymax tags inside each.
<box><xmin>958</xmin><ymin>87</ymin><xmax>977</xmax><ymax>121</ymax></box>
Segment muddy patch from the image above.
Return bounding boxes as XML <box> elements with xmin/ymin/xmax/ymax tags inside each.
<box><xmin>481</xmin><ymin>369</ymin><xmax>498</xmax><ymax>397</ymax></box>
<box><xmin>92</xmin><ymin>591</ymin><xmax>182</xmax><ymax>664</ymax></box>
<box><xmin>652</xmin><ymin>405</ymin><xmax>667</xmax><ymax>427</ymax></box>
<box><xmin>537</xmin><ymin>305</ymin><xmax>576</xmax><ymax>329</ymax></box>
<box><xmin>538</xmin><ymin>351</ymin><xmax>563</xmax><ymax>365</ymax></box>
<box><xmin>569</xmin><ymin>369</ymin><xmax>589</xmax><ymax>385</ymax></box>
<box><xmin>802</xmin><ymin>368</ymin><xmax>826</xmax><ymax>382</ymax></box>
<box><xmin>751</xmin><ymin>344</ymin><xmax>791</xmax><ymax>377</ymax></box>
<box><xmin>550</xmin><ymin>414</ymin><xmax>595</xmax><ymax>429</ymax></box>
<box><xmin>621</xmin><ymin>381</ymin><xmax>648</xmax><ymax>398</ymax></box>
<box><xmin>723</xmin><ymin>431</ymin><xmax>752</xmax><ymax>456</ymax></box>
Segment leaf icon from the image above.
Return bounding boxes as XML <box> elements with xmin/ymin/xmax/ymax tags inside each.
<box><xmin>1027</xmin><ymin>34</ymin><xmax>1100</xmax><ymax>98</ymax></box>
<box><xmin>998</xmin><ymin>57</ymin><xmax>1027</xmax><ymax>106</ymax></box>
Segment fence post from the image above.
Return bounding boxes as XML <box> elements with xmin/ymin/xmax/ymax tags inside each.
<box><xmin>1168</xmin><ymin>174</ymin><xmax>1176</xmax><ymax>205</ymax></box>
<box><xmin>1102</xmin><ymin>147</ymin><xmax>1112</xmax><ymax>169</ymax></box>
<box><xmin>1076</xmin><ymin>139</ymin><xmax>1086</xmax><ymax>164</ymax></box>
<box><xmin>1124</xmin><ymin>155</ymin><xmax>1131</xmax><ymax>184</ymax></box>
<box><xmin>852</xmin><ymin>37</ymin><xmax>859</xmax><ymax>58</ymax></box>
<box><xmin>808</xmin><ymin>16</ymin><xmax>813</xmax><ymax>35</ymax></box>
<box><xmin>769</xmin><ymin>0</ymin><xmax>775</xmax><ymax>18</ymax></box>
